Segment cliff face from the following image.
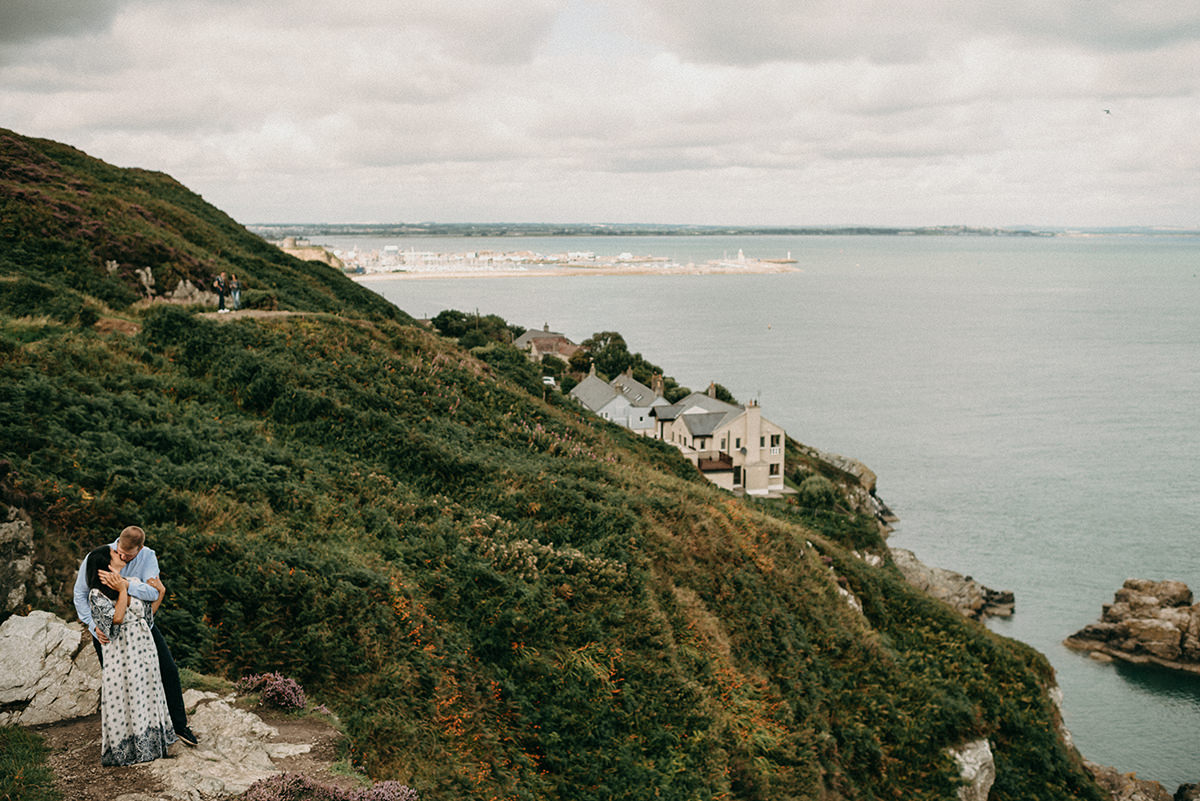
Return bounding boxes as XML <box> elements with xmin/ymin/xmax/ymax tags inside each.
<box><xmin>0</xmin><ymin>128</ymin><xmax>1107</xmax><ymax>801</ymax></box>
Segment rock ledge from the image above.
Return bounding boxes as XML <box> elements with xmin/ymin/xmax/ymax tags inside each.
<box><xmin>890</xmin><ymin>548</ymin><xmax>1014</xmax><ymax>620</ymax></box>
<box><xmin>1065</xmin><ymin>579</ymin><xmax>1200</xmax><ymax>675</ymax></box>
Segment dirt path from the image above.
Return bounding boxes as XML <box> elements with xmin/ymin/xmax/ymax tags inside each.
<box><xmin>32</xmin><ymin>703</ymin><xmax>355</xmax><ymax>801</ymax></box>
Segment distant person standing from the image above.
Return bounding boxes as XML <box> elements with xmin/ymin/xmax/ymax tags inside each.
<box><xmin>213</xmin><ymin>271</ymin><xmax>229</xmax><ymax>313</ymax></box>
<box><xmin>230</xmin><ymin>274</ymin><xmax>242</xmax><ymax>311</ymax></box>
<box><xmin>74</xmin><ymin>525</ymin><xmax>199</xmax><ymax>747</ymax></box>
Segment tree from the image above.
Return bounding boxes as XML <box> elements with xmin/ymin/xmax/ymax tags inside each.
<box><xmin>579</xmin><ymin>331</ymin><xmax>631</xmax><ymax>379</ymax></box>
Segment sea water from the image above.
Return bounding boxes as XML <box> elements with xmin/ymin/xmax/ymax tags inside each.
<box><xmin>347</xmin><ymin>234</ymin><xmax>1200</xmax><ymax>788</ymax></box>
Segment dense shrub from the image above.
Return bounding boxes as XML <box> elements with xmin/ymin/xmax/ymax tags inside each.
<box><xmin>237</xmin><ymin>673</ymin><xmax>308</xmax><ymax>710</ymax></box>
<box><xmin>797</xmin><ymin>475</ymin><xmax>837</xmax><ymax>508</ymax></box>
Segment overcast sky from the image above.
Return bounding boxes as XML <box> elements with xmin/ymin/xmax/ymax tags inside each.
<box><xmin>3</xmin><ymin>0</ymin><xmax>1199</xmax><ymax>227</ymax></box>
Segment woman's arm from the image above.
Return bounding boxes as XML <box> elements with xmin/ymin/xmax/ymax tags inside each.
<box><xmin>101</xmin><ymin>569</ymin><xmax>131</xmax><ymax>623</ymax></box>
<box><xmin>113</xmin><ymin>580</ymin><xmax>129</xmax><ymax>623</ymax></box>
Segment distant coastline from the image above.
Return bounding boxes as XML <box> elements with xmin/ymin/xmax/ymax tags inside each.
<box><xmin>334</xmin><ymin>246</ymin><xmax>801</xmax><ymax>280</ymax></box>
<box><xmin>249</xmin><ymin>222</ymin><xmax>1200</xmax><ymax>239</ymax></box>
<box><xmin>350</xmin><ymin>262</ymin><xmax>801</xmax><ymax>281</ymax></box>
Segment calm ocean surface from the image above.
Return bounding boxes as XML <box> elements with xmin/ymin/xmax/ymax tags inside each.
<box><xmin>344</xmin><ymin>234</ymin><xmax>1200</xmax><ymax>788</ymax></box>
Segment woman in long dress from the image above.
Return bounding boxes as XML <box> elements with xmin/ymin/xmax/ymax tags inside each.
<box><xmin>85</xmin><ymin>545</ymin><xmax>177</xmax><ymax>766</ymax></box>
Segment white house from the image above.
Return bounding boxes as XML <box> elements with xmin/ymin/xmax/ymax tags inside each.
<box><xmin>569</xmin><ymin>367</ymin><xmax>669</xmax><ymax>436</ymax></box>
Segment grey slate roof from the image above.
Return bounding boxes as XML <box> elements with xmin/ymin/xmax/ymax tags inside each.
<box><xmin>569</xmin><ymin>374</ymin><xmax>618</xmax><ymax>411</ymax></box>
<box><xmin>682</xmin><ymin>412</ymin><xmax>734</xmax><ymax>437</ymax></box>
<box><xmin>650</xmin><ymin>404</ymin><xmax>684</xmax><ymax>421</ymax></box>
<box><xmin>675</xmin><ymin>392</ymin><xmax>741</xmax><ymax>415</ymax></box>
<box><xmin>610</xmin><ymin>373</ymin><xmax>660</xmax><ymax>407</ymax></box>
<box><xmin>514</xmin><ymin>327</ymin><xmax>569</xmax><ymax>349</ymax></box>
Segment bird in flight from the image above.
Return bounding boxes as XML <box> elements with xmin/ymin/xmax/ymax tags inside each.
<box><xmin>1103</xmin><ymin>109</ymin><xmax>1111</xmax><ymax>115</ymax></box>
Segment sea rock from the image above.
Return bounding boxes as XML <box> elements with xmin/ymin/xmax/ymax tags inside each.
<box><xmin>1066</xmin><ymin>580</ymin><xmax>1200</xmax><ymax>675</ymax></box>
<box><xmin>1175</xmin><ymin>783</ymin><xmax>1200</xmax><ymax>801</ymax></box>
<box><xmin>1122</xmin><ymin>579</ymin><xmax>1193</xmax><ymax>608</ymax></box>
<box><xmin>0</xmin><ymin>610</ymin><xmax>101</xmax><ymax>725</ymax></box>
<box><xmin>1124</xmin><ymin>618</ymin><xmax>1182</xmax><ymax>660</ymax></box>
<box><xmin>890</xmin><ymin>548</ymin><xmax>1014</xmax><ymax>620</ymax></box>
<box><xmin>129</xmin><ymin>690</ymin><xmax>313</xmax><ymax>801</ymax></box>
<box><xmin>1085</xmin><ymin>761</ymin><xmax>1172</xmax><ymax>801</ymax></box>
<box><xmin>0</xmin><ymin>505</ymin><xmax>50</xmax><ymax>616</ymax></box>
<box><xmin>947</xmin><ymin>739</ymin><xmax>995</xmax><ymax>801</ymax></box>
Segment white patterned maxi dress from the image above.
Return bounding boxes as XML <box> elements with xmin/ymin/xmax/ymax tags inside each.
<box><xmin>89</xmin><ymin>587</ymin><xmax>177</xmax><ymax>766</ymax></box>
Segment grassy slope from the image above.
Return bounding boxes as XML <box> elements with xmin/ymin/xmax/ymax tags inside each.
<box><xmin>0</xmin><ymin>130</ymin><xmax>1103</xmax><ymax>801</ymax></box>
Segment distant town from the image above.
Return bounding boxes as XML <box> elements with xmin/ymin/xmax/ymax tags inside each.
<box><xmin>270</xmin><ymin>237</ymin><xmax>802</xmax><ymax>278</ymax></box>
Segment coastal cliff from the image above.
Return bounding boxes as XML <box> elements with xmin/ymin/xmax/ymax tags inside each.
<box><xmin>0</xmin><ymin>127</ymin><xmax>1111</xmax><ymax>800</ymax></box>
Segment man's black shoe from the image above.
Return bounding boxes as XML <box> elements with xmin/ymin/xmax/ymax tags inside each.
<box><xmin>176</xmin><ymin>727</ymin><xmax>198</xmax><ymax>747</ymax></box>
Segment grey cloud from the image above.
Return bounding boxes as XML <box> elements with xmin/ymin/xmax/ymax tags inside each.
<box><xmin>615</xmin><ymin>0</ymin><xmax>1200</xmax><ymax>67</ymax></box>
<box><xmin>0</xmin><ymin>0</ymin><xmax>125</xmax><ymax>44</ymax></box>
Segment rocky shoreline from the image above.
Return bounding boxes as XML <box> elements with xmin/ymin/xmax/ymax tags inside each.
<box><xmin>1064</xmin><ymin>579</ymin><xmax>1200</xmax><ymax>674</ymax></box>
<box><xmin>890</xmin><ymin>547</ymin><xmax>1015</xmax><ymax>620</ymax></box>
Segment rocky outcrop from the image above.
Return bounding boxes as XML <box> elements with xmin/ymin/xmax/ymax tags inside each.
<box><xmin>135</xmin><ymin>689</ymin><xmax>315</xmax><ymax>800</ymax></box>
<box><xmin>1</xmin><ymin>504</ymin><xmax>50</xmax><ymax>616</ymax></box>
<box><xmin>1085</xmin><ymin>761</ymin><xmax>1173</xmax><ymax>801</ymax></box>
<box><xmin>1175</xmin><ymin>785</ymin><xmax>1200</xmax><ymax>801</ymax></box>
<box><xmin>0</xmin><ymin>610</ymin><xmax>101</xmax><ymax>725</ymax></box>
<box><xmin>166</xmin><ymin>278</ymin><xmax>217</xmax><ymax>306</ymax></box>
<box><xmin>948</xmin><ymin>739</ymin><xmax>995</xmax><ymax>801</ymax></box>
<box><xmin>1065</xmin><ymin>579</ymin><xmax>1200</xmax><ymax>674</ymax></box>
<box><xmin>890</xmin><ymin>548</ymin><xmax>1014</xmax><ymax>620</ymax></box>
<box><xmin>792</xmin><ymin>442</ymin><xmax>898</xmax><ymax>529</ymax></box>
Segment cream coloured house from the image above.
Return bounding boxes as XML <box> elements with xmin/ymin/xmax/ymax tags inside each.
<box><xmin>651</xmin><ymin>390</ymin><xmax>786</xmax><ymax>496</ymax></box>
<box><xmin>570</xmin><ymin>372</ymin><xmax>788</xmax><ymax>495</ymax></box>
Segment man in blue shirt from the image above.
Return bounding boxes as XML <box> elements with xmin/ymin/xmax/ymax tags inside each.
<box><xmin>74</xmin><ymin>525</ymin><xmax>198</xmax><ymax>747</ymax></box>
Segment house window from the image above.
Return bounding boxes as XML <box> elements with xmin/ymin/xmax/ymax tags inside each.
<box><xmin>770</xmin><ymin>434</ymin><xmax>781</xmax><ymax>447</ymax></box>
<box><xmin>735</xmin><ymin>437</ymin><xmax>741</xmax><ymax>449</ymax></box>
<box><xmin>760</xmin><ymin>436</ymin><xmax>765</xmax><ymax>447</ymax></box>
<box><xmin>769</xmin><ymin>463</ymin><xmax>780</xmax><ymax>476</ymax></box>
<box><xmin>721</xmin><ymin>437</ymin><xmax>727</xmax><ymax>450</ymax></box>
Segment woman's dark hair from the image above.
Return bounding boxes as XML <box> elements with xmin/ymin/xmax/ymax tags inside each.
<box><xmin>85</xmin><ymin>546</ymin><xmax>119</xmax><ymax>601</ymax></box>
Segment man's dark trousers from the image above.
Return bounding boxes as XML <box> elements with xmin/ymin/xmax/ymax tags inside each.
<box><xmin>91</xmin><ymin>623</ymin><xmax>188</xmax><ymax>734</ymax></box>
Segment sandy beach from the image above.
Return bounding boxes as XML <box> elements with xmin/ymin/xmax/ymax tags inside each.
<box><xmin>349</xmin><ymin>259</ymin><xmax>800</xmax><ymax>281</ymax></box>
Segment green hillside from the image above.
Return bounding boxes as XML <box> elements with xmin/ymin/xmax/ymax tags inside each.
<box><xmin>0</xmin><ymin>129</ymin><xmax>1103</xmax><ymax>801</ymax></box>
